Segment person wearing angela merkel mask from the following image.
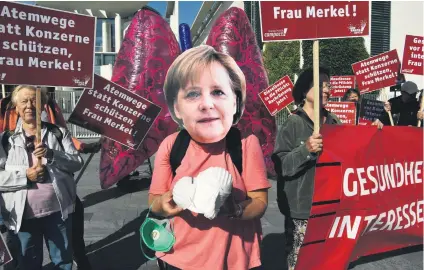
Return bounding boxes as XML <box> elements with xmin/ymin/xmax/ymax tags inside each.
<box><xmin>147</xmin><ymin>45</ymin><xmax>271</xmax><ymax>270</ymax></box>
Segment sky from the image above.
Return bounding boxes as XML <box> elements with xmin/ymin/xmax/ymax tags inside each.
<box><xmin>147</xmin><ymin>1</ymin><xmax>203</xmax><ymax>27</ymax></box>
<box><xmin>19</xmin><ymin>1</ymin><xmax>203</xmax><ymax>28</ymax></box>
<box><xmin>179</xmin><ymin>1</ymin><xmax>203</xmax><ymax>27</ymax></box>
<box><xmin>146</xmin><ymin>1</ymin><xmax>167</xmax><ymax>18</ymax></box>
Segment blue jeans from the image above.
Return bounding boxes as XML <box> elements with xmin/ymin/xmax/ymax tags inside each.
<box><xmin>17</xmin><ymin>212</ymin><xmax>73</xmax><ymax>270</ymax></box>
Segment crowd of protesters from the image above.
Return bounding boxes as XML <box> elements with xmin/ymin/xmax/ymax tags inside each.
<box><xmin>0</xmin><ymin>48</ymin><xmax>422</xmax><ymax>270</ymax></box>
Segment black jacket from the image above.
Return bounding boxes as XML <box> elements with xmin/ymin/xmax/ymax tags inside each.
<box><xmin>379</xmin><ymin>96</ymin><xmax>419</xmax><ymax>126</ymax></box>
<box><xmin>272</xmin><ymin>107</ymin><xmax>341</xmax><ymax>220</ymax></box>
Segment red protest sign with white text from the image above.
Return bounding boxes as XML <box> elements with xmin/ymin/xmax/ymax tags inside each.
<box><xmin>258</xmin><ymin>75</ymin><xmax>294</xmax><ymax>116</ymax></box>
<box><xmin>259</xmin><ymin>1</ymin><xmax>370</xmax><ymax>42</ymax></box>
<box><xmin>330</xmin><ymin>76</ymin><xmax>355</xmax><ymax>97</ymax></box>
<box><xmin>68</xmin><ymin>75</ymin><xmax>161</xmax><ymax>150</ymax></box>
<box><xmin>0</xmin><ymin>2</ymin><xmax>95</xmax><ymax>88</ymax></box>
<box><xmin>295</xmin><ymin>125</ymin><xmax>423</xmax><ymax>270</ymax></box>
<box><xmin>401</xmin><ymin>35</ymin><xmax>424</xmax><ymax>76</ymax></box>
<box><xmin>325</xmin><ymin>101</ymin><xmax>356</xmax><ymax>125</ymax></box>
<box><xmin>352</xmin><ymin>50</ymin><xmax>400</xmax><ymax>94</ymax></box>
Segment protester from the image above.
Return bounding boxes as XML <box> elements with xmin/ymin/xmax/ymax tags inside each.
<box><xmin>148</xmin><ymin>45</ymin><xmax>271</xmax><ymax>269</ymax></box>
<box><xmin>0</xmin><ymin>85</ymin><xmax>84</xmax><ymax>270</ymax></box>
<box><xmin>342</xmin><ymin>88</ymin><xmax>361</xmax><ymax>124</ymax></box>
<box><xmin>375</xmin><ymin>81</ymin><xmax>420</xmax><ymax>126</ymax></box>
<box><xmin>342</xmin><ymin>88</ymin><xmax>361</xmax><ymax>102</ymax></box>
<box><xmin>272</xmin><ymin>66</ymin><xmax>342</xmax><ymax>270</ymax></box>
<box><xmin>0</xmin><ymin>89</ymin><xmax>100</xmax><ymax>270</ymax></box>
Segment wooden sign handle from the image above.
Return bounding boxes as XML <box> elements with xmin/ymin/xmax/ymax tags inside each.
<box><xmin>418</xmin><ymin>91</ymin><xmax>424</xmax><ymax>127</ymax></box>
<box><xmin>36</xmin><ymin>87</ymin><xmax>42</xmax><ymax>167</ymax></box>
<box><xmin>382</xmin><ymin>90</ymin><xmax>394</xmax><ymax>126</ymax></box>
<box><xmin>1</xmin><ymin>84</ymin><xmax>5</xmax><ymax>99</ymax></box>
<box><xmin>313</xmin><ymin>40</ymin><xmax>320</xmax><ymax>134</ymax></box>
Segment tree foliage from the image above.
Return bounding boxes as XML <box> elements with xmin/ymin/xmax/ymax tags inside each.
<box><xmin>302</xmin><ymin>38</ymin><xmax>369</xmax><ymax>75</ymax></box>
<box><xmin>263</xmin><ymin>41</ymin><xmax>301</xmax><ymax>85</ymax></box>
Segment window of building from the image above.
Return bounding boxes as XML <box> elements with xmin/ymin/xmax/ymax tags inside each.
<box><xmin>104</xmin><ymin>55</ymin><xmax>116</xmax><ymax>65</ymax></box>
<box><xmin>94</xmin><ymin>54</ymin><xmax>117</xmax><ymax>66</ymax></box>
<box><xmin>96</xmin><ymin>18</ymin><xmax>116</xmax><ymax>52</ymax></box>
<box><xmin>371</xmin><ymin>2</ymin><xmax>391</xmax><ymax>56</ymax></box>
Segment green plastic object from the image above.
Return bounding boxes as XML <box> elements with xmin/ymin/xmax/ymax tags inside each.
<box><xmin>140</xmin><ymin>204</ymin><xmax>175</xmax><ymax>260</ymax></box>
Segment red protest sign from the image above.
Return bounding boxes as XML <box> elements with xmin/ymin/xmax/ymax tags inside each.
<box><xmin>401</xmin><ymin>35</ymin><xmax>424</xmax><ymax>76</ymax></box>
<box><xmin>352</xmin><ymin>50</ymin><xmax>400</xmax><ymax>94</ymax></box>
<box><xmin>258</xmin><ymin>75</ymin><xmax>294</xmax><ymax>116</ymax></box>
<box><xmin>330</xmin><ymin>76</ymin><xmax>355</xmax><ymax>98</ymax></box>
<box><xmin>68</xmin><ymin>75</ymin><xmax>161</xmax><ymax>150</ymax></box>
<box><xmin>259</xmin><ymin>1</ymin><xmax>370</xmax><ymax>42</ymax></box>
<box><xmin>325</xmin><ymin>101</ymin><xmax>356</xmax><ymax>125</ymax></box>
<box><xmin>0</xmin><ymin>2</ymin><xmax>95</xmax><ymax>88</ymax></box>
<box><xmin>296</xmin><ymin>125</ymin><xmax>423</xmax><ymax>270</ymax></box>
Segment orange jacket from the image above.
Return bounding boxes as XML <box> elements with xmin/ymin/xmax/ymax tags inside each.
<box><xmin>0</xmin><ymin>97</ymin><xmax>84</xmax><ymax>151</ymax></box>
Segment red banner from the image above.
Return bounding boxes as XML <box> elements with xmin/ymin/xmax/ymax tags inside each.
<box><xmin>325</xmin><ymin>101</ymin><xmax>356</xmax><ymax>125</ymax></box>
<box><xmin>259</xmin><ymin>1</ymin><xmax>370</xmax><ymax>42</ymax></box>
<box><xmin>401</xmin><ymin>35</ymin><xmax>424</xmax><ymax>76</ymax></box>
<box><xmin>0</xmin><ymin>2</ymin><xmax>95</xmax><ymax>88</ymax></box>
<box><xmin>68</xmin><ymin>75</ymin><xmax>161</xmax><ymax>150</ymax></box>
<box><xmin>352</xmin><ymin>50</ymin><xmax>400</xmax><ymax>94</ymax></box>
<box><xmin>330</xmin><ymin>76</ymin><xmax>355</xmax><ymax>98</ymax></box>
<box><xmin>296</xmin><ymin>125</ymin><xmax>424</xmax><ymax>270</ymax></box>
<box><xmin>258</xmin><ymin>75</ymin><xmax>294</xmax><ymax>116</ymax></box>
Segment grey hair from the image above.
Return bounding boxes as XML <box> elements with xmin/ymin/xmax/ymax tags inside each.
<box><xmin>11</xmin><ymin>85</ymin><xmax>48</xmax><ymax>106</ymax></box>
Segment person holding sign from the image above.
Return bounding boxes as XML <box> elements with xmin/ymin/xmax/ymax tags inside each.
<box><xmin>342</xmin><ymin>88</ymin><xmax>361</xmax><ymax>102</ymax></box>
<box><xmin>272</xmin><ymin>67</ymin><xmax>341</xmax><ymax>270</ymax></box>
<box><xmin>0</xmin><ymin>90</ymin><xmax>99</xmax><ymax>270</ymax></box>
<box><xmin>343</xmin><ymin>88</ymin><xmax>361</xmax><ymax>124</ymax></box>
<box><xmin>376</xmin><ymin>81</ymin><xmax>420</xmax><ymax>126</ymax></box>
<box><xmin>0</xmin><ymin>86</ymin><xmax>83</xmax><ymax>270</ymax></box>
<box><xmin>147</xmin><ymin>45</ymin><xmax>271</xmax><ymax>269</ymax></box>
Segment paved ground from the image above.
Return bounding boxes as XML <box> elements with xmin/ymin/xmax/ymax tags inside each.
<box><xmin>3</xmin><ymin>148</ymin><xmax>422</xmax><ymax>269</ymax></box>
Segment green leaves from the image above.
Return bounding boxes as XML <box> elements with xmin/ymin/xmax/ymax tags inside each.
<box><xmin>263</xmin><ymin>41</ymin><xmax>301</xmax><ymax>85</ymax></box>
<box><xmin>302</xmin><ymin>38</ymin><xmax>369</xmax><ymax>76</ymax></box>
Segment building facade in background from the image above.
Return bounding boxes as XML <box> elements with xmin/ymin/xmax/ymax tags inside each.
<box><xmin>35</xmin><ymin>1</ymin><xmax>178</xmax><ymax>89</ymax></box>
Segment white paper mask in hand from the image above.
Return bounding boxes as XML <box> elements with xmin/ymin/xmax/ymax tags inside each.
<box><xmin>172</xmin><ymin>176</ymin><xmax>197</xmax><ymax>210</ymax></box>
<box><xmin>192</xmin><ymin>167</ymin><xmax>233</xmax><ymax>220</ymax></box>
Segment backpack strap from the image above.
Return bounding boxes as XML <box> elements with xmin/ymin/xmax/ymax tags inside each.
<box><xmin>169</xmin><ymin>127</ymin><xmax>243</xmax><ymax>178</ymax></box>
<box><xmin>43</xmin><ymin>122</ymin><xmax>64</xmax><ymax>151</ymax></box>
<box><xmin>1</xmin><ymin>123</ymin><xmax>64</xmax><ymax>159</ymax></box>
<box><xmin>226</xmin><ymin>127</ymin><xmax>242</xmax><ymax>175</ymax></box>
<box><xmin>169</xmin><ymin>129</ymin><xmax>191</xmax><ymax>177</ymax></box>
<box><xmin>1</xmin><ymin>130</ymin><xmax>12</xmax><ymax>157</ymax></box>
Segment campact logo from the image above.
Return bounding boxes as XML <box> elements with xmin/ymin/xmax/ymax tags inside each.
<box><xmin>264</xmin><ymin>28</ymin><xmax>288</xmax><ymax>38</ymax></box>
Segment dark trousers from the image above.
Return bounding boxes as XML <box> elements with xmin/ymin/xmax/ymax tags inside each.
<box><xmin>17</xmin><ymin>212</ymin><xmax>73</xmax><ymax>270</ymax></box>
<box><xmin>72</xmin><ymin>196</ymin><xmax>91</xmax><ymax>269</ymax></box>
